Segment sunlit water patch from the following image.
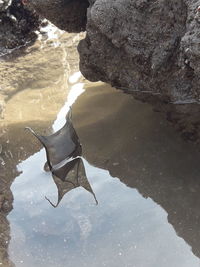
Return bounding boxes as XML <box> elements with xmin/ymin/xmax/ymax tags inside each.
<box><xmin>8</xmin><ymin>152</ymin><xmax>200</xmax><ymax>267</ymax></box>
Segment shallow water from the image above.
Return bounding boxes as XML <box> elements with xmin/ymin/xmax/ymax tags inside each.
<box><xmin>1</xmin><ymin>29</ymin><xmax>200</xmax><ymax>267</ymax></box>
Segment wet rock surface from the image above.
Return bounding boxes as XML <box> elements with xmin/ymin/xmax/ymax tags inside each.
<box><xmin>0</xmin><ymin>0</ymin><xmax>40</xmax><ymax>56</ymax></box>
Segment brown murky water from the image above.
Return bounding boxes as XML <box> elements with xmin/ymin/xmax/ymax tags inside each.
<box><xmin>0</xmin><ymin>26</ymin><xmax>200</xmax><ymax>267</ymax></box>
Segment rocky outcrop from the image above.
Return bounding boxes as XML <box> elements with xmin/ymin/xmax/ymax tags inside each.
<box><xmin>0</xmin><ymin>0</ymin><xmax>40</xmax><ymax>56</ymax></box>
<box><xmin>77</xmin><ymin>0</ymin><xmax>200</xmax><ymax>142</ymax></box>
<box><xmin>27</xmin><ymin>0</ymin><xmax>200</xmax><ymax>142</ymax></box>
<box><xmin>30</xmin><ymin>0</ymin><xmax>89</xmax><ymax>32</ymax></box>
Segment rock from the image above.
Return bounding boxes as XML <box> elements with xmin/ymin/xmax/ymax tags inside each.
<box><xmin>0</xmin><ymin>0</ymin><xmax>41</xmax><ymax>56</ymax></box>
<box><xmin>0</xmin><ymin>0</ymin><xmax>12</xmax><ymax>12</ymax></box>
<box><xmin>28</xmin><ymin>0</ymin><xmax>200</xmax><ymax>142</ymax></box>
<box><xmin>6</xmin><ymin>0</ymin><xmax>200</xmax><ymax>142</ymax></box>
<box><xmin>77</xmin><ymin>0</ymin><xmax>200</xmax><ymax>142</ymax></box>
<box><xmin>30</xmin><ymin>0</ymin><xmax>89</xmax><ymax>32</ymax></box>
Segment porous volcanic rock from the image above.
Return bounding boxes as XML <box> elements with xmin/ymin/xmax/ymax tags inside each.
<box><xmin>0</xmin><ymin>0</ymin><xmax>40</xmax><ymax>56</ymax></box>
<box><xmin>0</xmin><ymin>0</ymin><xmax>12</xmax><ymax>11</ymax></box>
<box><xmin>77</xmin><ymin>0</ymin><xmax>200</xmax><ymax>142</ymax></box>
<box><xmin>30</xmin><ymin>0</ymin><xmax>89</xmax><ymax>32</ymax></box>
<box><xmin>15</xmin><ymin>0</ymin><xmax>200</xmax><ymax>141</ymax></box>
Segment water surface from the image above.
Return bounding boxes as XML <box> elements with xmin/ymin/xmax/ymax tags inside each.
<box><xmin>0</xmin><ymin>28</ymin><xmax>200</xmax><ymax>267</ymax></box>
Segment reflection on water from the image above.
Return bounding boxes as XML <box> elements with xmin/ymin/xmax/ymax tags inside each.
<box><xmin>46</xmin><ymin>157</ymin><xmax>98</xmax><ymax>207</ymax></box>
<box><xmin>26</xmin><ymin>109</ymin><xmax>97</xmax><ymax>207</ymax></box>
<box><xmin>7</xmin><ymin>83</ymin><xmax>200</xmax><ymax>267</ymax></box>
<box><xmin>25</xmin><ymin>110</ymin><xmax>82</xmax><ymax>171</ymax></box>
<box><xmin>73</xmin><ymin>84</ymin><xmax>200</xmax><ymax>262</ymax></box>
<box><xmin>9</xmin><ymin>154</ymin><xmax>200</xmax><ymax>267</ymax></box>
<box><xmin>1</xmin><ymin>27</ymin><xmax>200</xmax><ymax>267</ymax></box>
<box><xmin>0</xmin><ymin>27</ymin><xmax>85</xmax><ymax>266</ymax></box>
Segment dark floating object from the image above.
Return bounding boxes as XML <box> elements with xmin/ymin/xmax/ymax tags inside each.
<box><xmin>26</xmin><ymin>109</ymin><xmax>98</xmax><ymax>207</ymax></box>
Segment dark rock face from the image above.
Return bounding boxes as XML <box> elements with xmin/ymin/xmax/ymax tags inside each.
<box><xmin>30</xmin><ymin>0</ymin><xmax>89</xmax><ymax>32</ymax></box>
<box><xmin>0</xmin><ymin>0</ymin><xmax>12</xmax><ymax>11</ymax></box>
<box><xmin>0</xmin><ymin>0</ymin><xmax>40</xmax><ymax>56</ymax></box>
<box><xmin>77</xmin><ymin>0</ymin><xmax>200</xmax><ymax>142</ymax></box>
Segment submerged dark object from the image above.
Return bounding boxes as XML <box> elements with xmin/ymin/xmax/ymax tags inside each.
<box><xmin>26</xmin><ymin>111</ymin><xmax>81</xmax><ymax>170</ymax></box>
<box><xmin>26</xmin><ymin>110</ymin><xmax>97</xmax><ymax>207</ymax></box>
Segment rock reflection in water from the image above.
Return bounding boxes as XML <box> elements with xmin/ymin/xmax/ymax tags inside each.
<box><xmin>73</xmin><ymin>84</ymin><xmax>200</xmax><ymax>261</ymax></box>
<box><xmin>26</xmin><ymin>110</ymin><xmax>97</xmax><ymax>207</ymax></box>
<box><xmin>8</xmin><ymin>84</ymin><xmax>200</xmax><ymax>267</ymax></box>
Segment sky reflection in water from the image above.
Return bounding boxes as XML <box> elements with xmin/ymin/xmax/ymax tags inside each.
<box><xmin>8</xmin><ymin>147</ymin><xmax>200</xmax><ymax>267</ymax></box>
<box><xmin>5</xmin><ymin>58</ymin><xmax>200</xmax><ymax>266</ymax></box>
